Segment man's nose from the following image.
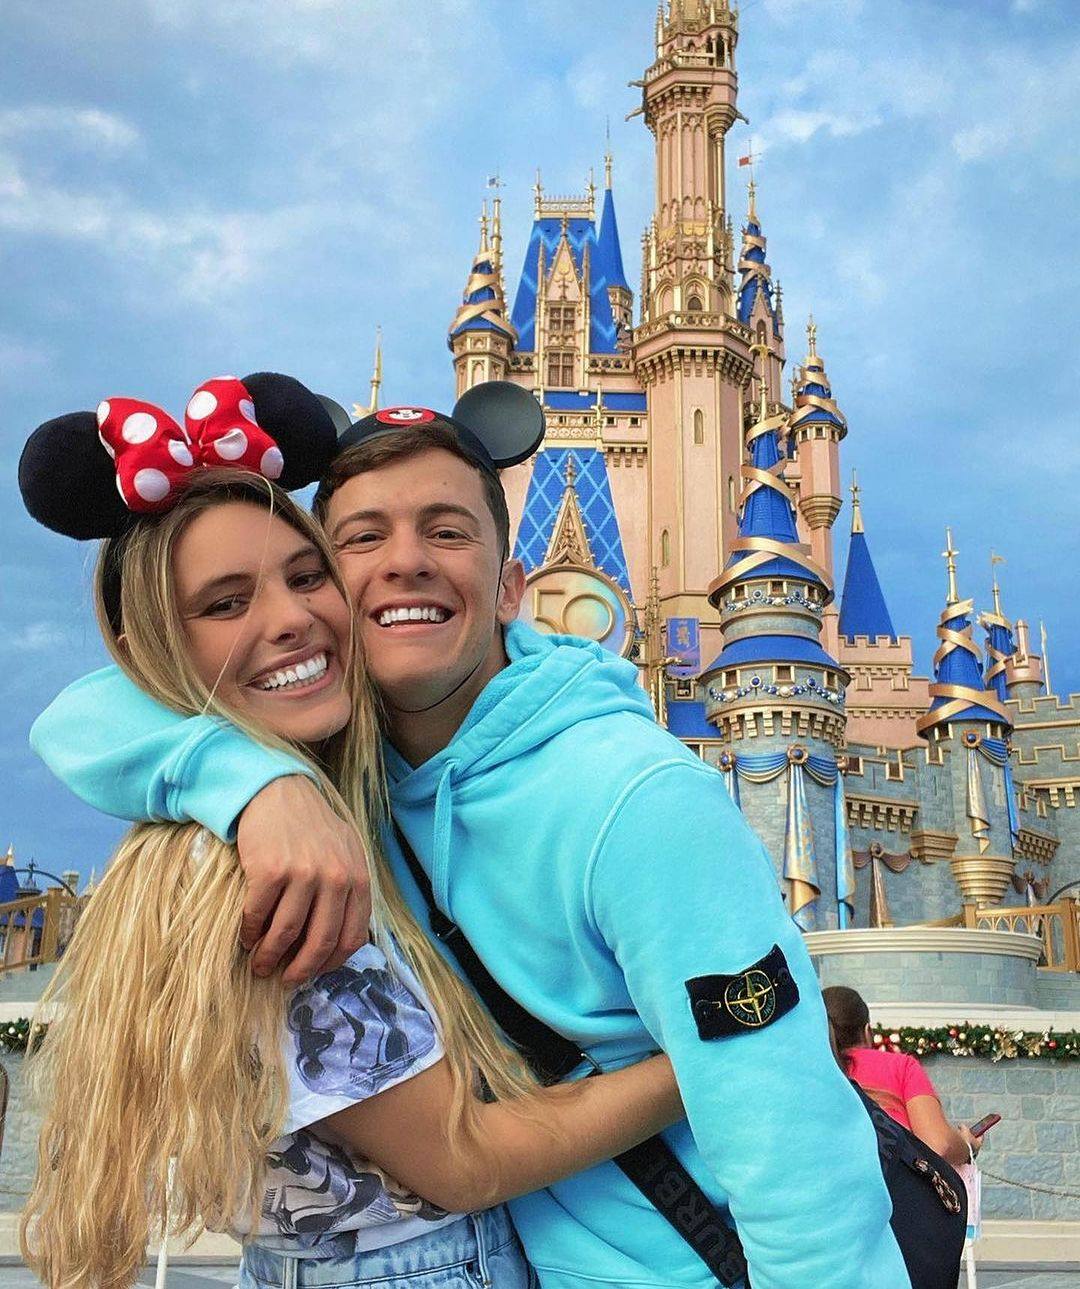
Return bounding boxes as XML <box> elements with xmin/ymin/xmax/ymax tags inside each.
<box><xmin>380</xmin><ymin>528</ymin><xmax>436</xmax><ymax>580</ymax></box>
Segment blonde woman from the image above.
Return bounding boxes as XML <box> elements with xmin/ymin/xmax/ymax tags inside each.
<box><xmin>18</xmin><ymin>375</ymin><xmax>683</xmax><ymax>1289</ymax></box>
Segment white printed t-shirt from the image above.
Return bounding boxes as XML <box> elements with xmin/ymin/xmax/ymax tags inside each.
<box><xmin>232</xmin><ymin>936</ymin><xmax>460</xmax><ymax>1256</ymax></box>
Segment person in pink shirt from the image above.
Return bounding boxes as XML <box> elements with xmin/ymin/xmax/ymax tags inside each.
<box><xmin>823</xmin><ymin>986</ymin><xmax>981</xmax><ymax>1168</ymax></box>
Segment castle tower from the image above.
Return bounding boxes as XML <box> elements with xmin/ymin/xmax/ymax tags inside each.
<box><xmin>981</xmin><ymin>554</ymin><xmax>1016</xmax><ymax>705</ymax></box>
<box><xmin>449</xmin><ymin>198</ymin><xmax>516</xmax><ymax>399</ymax></box>
<box><xmin>633</xmin><ymin>0</ymin><xmax>755</xmax><ymax>657</ymax></box>
<box><xmin>700</xmin><ymin>360</ymin><xmax>849</xmax><ymax>930</ymax></box>
<box><xmin>597</xmin><ymin>149</ymin><xmax>633</xmax><ymax>337</ymax></box>
<box><xmin>788</xmin><ymin>317</ymin><xmax>845</xmax><ymax>653</ymax></box>
<box><xmin>836</xmin><ymin>471</ymin><xmax>928</xmax><ymax>747</ymax></box>
<box><xmin>1004</xmin><ymin>619</ymin><xmax>1046</xmax><ymax>702</ymax></box>
<box><xmin>916</xmin><ymin>530</ymin><xmax>1016</xmax><ymax>906</ymax></box>
<box><xmin>736</xmin><ymin>180</ymin><xmax>784</xmax><ymax>401</ymax></box>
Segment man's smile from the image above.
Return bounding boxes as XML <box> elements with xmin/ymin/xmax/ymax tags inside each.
<box><xmin>372</xmin><ymin>601</ymin><xmax>455</xmax><ymax>629</ymax></box>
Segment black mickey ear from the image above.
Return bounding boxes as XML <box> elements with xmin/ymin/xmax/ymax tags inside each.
<box><xmin>19</xmin><ymin>412</ymin><xmax>133</xmax><ymax>540</ymax></box>
<box><xmin>451</xmin><ymin>381</ymin><xmax>545</xmax><ymax>469</ymax></box>
<box><xmin>241</xmin><ymin>372</ymin><xmax>338</xmax><ymax>490</ymax></box>
<box><xmin>317</xmin><ymin>394</ymin><xmax>353</xmax><ymax>437</ymax></box>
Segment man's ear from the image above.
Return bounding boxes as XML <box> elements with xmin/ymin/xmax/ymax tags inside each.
<box><xmin>496</xmin><ymin>557</ymin><xmax>526</xmax><ymax>625</ymax></box>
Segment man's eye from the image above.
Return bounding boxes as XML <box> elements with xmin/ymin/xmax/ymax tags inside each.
<box><xmin>432</xmin><ymin>528</ymin><xmax>467</xmax><ymax>541</ymax></box>
<box><xmin>338</xmin><ymin>532</ymin><xmax>380</xmax><ymax>548</ymax></box>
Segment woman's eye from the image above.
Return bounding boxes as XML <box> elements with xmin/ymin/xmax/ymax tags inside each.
<box><xmin>292</xmin><ymin>569</ymin><xmax>327</xmax><ymax>592</ymax></box>
<box><xmin>204</xmin><ymin>596</ymin><xmax>246</xmax><ymax>617</ymax></box>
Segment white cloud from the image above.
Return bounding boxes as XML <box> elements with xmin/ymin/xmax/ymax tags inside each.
<box><xmin>0</xmin><ymin>106</ymin><xmax>139</xmax><ymax>151</ymax></box>
<box><xmin>9</xmin><ymin>622</ymin><xmax>68</xmax><ymax>652</ymax></box>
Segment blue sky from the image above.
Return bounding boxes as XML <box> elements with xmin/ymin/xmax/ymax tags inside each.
<box><xmin>2</xmin><ymin>0</ymin><xmax>1078</xmax><ymax>881</ymax></box>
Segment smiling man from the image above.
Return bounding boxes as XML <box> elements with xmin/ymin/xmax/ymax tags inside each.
<box><xmin>31</xmin><ymin>393</ymin><xmax>909</xmax><ymax>1288</ymax></box>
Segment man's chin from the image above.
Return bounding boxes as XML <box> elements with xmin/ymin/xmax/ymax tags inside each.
<box><xmin>374</xmin><ymin>671</ymin><xmax>458</xmax><ymax>714</ymax></box>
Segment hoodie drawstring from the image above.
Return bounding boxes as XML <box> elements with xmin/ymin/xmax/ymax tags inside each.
<box><xmin>431</xmin><ymin>760</ymin><xmax>457</xmax><ymax>910</ymax></box>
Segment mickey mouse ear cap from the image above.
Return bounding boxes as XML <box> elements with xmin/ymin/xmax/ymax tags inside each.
<box><xmin>335</xmin><ymin>381</ymin><xmax>545</xmax><ymax>476</ymax></box>
<box><xmin>451</xmin><ymin>381</ymin><xmax>545</xmax><ymax>470</ymax></box>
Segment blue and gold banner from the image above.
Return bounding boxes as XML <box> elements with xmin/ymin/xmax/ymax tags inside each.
<box><xmin>667</xmin><ymin>617</ymin><xmax>701</xmax><ymax>677</ymax></box>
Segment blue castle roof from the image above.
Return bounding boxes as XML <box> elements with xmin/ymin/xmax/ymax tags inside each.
<box><xmin>839</xmin><ymin>529</ymin><xmax>897</xmax><ymax>642</ymax></box>
<box><xmin>511</xmin><ymin>217</ymin><xmax>620</xmax><ymax>355</ymax></box>
<box><xmin>707</xmin><ymin>634</ymin><xmax>840</xmax><ymax>672</ymax></box>
<box><xmin>736</xmin><ymin>216</ymin><xmax>778</xmax><ymax>328</ymax></box>
<box><xmin>596</xmin><ymin>186</ymin><xmax>630</xmax><ymax>293</ymax></box>
<box><xmin>984</xmin><ymin>619</ymin><xmax>1015</xmax><ymax>704</ymax></box>
<box><xmin>928</xmin><ymin>607</ymin><xmax>1006</xmax><ymax>725</ymax></box>
<box><xmin>450</xmin><ymin>255</ymin><xmax>512</xmax><ymax>338</ymax></box>
<box><xmin>514</xmin><ymin>446</ymin><xmax>631</xmax><ymax>593</ymax></box>
<box><xmin>725</xmin><ymin>414</ymin><xmax>827</xmax><ymax>590</ymax></box>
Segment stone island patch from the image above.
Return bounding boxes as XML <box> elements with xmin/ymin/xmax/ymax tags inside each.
<box><xmin>686</xmin><ymin>944</ymin><xmax>799</xmax><ymax>1040</ymax></box>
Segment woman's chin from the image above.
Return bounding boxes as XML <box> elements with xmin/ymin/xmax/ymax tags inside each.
<box><xmin>240</xmin><ymin>686</ymin><xmax>353</xmax><ymax>748</ymax></box>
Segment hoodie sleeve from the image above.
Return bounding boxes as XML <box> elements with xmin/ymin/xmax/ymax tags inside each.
<box><xmin>30</xmin><ymin>666</ymin><xmax>312</xmax><ymax>842</ymax></box>
<box><xmin>586</xmin><ymin>757</ymin><xmax>909</xmax><ymax>1289</ymax></box>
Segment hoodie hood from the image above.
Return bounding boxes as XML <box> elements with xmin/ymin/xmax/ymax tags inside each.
<box><xmin>384</xmin><ymin>620</ymin><xmax>654</xmax><ymax>906</ymax></box>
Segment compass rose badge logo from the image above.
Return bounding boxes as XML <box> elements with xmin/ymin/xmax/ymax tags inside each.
<box><xmin>723</xmin><ymin>969</ymin><xmax>777</xmax><ymax>1028</ymax></box>
<box><xmin>685</xmin><ymin>943</ymin><xmax>799</xmax><ymax>1040</ymax></box>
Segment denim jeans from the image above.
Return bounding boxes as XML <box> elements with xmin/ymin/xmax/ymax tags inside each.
<box><xmin>239</xmin><ymin>1205</ymin><xmax>536</xmax><ymax>1289</ymax></box>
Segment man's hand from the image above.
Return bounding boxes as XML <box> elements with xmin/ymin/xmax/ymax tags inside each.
<box><xmin>236</xmin><ymin>776</ymin><xmax>371</xmax><ymax>984</ymax></box>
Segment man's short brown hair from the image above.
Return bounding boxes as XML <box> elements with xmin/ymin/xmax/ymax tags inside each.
<box><xmin>312</xmin><ymin>424</ymin><xmax>511</xmax><ymax>557</ymax></box>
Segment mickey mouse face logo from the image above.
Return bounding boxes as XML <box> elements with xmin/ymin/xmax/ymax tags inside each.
<box><xmin>376</xmin><ymin>407</ymin><xmax>436</xmax><ymax>425</ymax></box>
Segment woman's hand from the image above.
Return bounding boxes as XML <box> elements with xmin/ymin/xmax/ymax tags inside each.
<box><xmin>957</xmin><ymin>1124</ymin><xmax>981</xmax><ymax>1159</ymax></box>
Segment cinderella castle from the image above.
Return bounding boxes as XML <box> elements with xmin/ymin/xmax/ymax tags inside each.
<box><xmin>435</xmin><ymin>0</ymin><xmax>1080</xmax><ymax>957</ymax></box>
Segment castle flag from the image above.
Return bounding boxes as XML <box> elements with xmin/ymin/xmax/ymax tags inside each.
<box><xmin>667</xmin><ymin>617</ymin><xmax>701</xmax><ymax>678</ymax></box>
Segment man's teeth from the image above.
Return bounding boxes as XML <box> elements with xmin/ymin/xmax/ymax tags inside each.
<box><xmin>257</xmin><ymin>653</ymin><xmax>329</xmax><ymax>692</ymax></box>
<box><xmin>377</xmin><ymin>605</ymin><xmax>449</xmax><ymax>626</ymax></box>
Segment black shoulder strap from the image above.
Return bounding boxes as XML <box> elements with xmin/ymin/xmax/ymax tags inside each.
<box><xmin>392</xmin><ymin>822</ymin><xmax>749</xmax><ymax>1287</ymax></box>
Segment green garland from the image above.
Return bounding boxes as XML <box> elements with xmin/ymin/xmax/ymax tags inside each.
<box><xmin>1</xmin><ymin>1017</ymin><xmax>1077</xmax><ymax>1061</ymax></box>
<box><xmin>871</xmin><ymin>1023</ymin><xmax>1080</xmax><ymax>1062</ymax></box>
<box><xmin>0</xmin><ymin>1019</ymin><xmax>35</xmax><ymax>1054</ymax></box>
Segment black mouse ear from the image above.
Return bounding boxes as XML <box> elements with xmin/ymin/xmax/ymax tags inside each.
<box><xmin>241</xmin><ymin>372</ymin><xmax>338</xmax><ymax>489</ymax></box>
<box><xmin>317</xmin><ymin>394</ymin><xmax>353</xmax><ymax>437</ymax></box>
<box><xmin>451</xmin><ymin>381</ymin><xmax>545</xmax><ymax>469</ymax></box>
<box><xmin>19</xmin><ymin>411</ymin><xmax>133</xmax><ymax>539</ymax></box>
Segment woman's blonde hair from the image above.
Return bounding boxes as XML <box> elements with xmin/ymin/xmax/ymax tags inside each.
<box><xmin>21</xmin><ymin>471</ymin><xmax>540</xmax><ymax>1288</ymax></box>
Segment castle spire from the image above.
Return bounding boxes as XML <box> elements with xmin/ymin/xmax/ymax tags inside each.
<box><xmin>351</xmin><ymin>328</ymin><xmax>383</xmax><ymax>419</ymax></box>
<box><xmin>838</xmin><ymin>471</ymin><xmax>897</xmax><ymax>643</ymax></box>
<box><xmin>736</xmin><ymin>179</ymin><xmax>777</xmax><ymax>328</ymax></box>
<box><xmin>709</xmin><ymin>346</ymin><xmax>832</xmax><ymax>603</ymax></box>
<box><xmin>980</xmin><ymin>551</ymin><xmax>1015</xmax><ymax>703</ymax></box>
<box><xmin>916</xmin><ymin>532</ymin><xmax>1011</xmax><ymax>737</ymax></box>
<box><xmin>448</xmin><ymin>194</ymin><xmax>517</xmax><ymax>344</ymax></box>
<box><xmin>596</xmin><ymin>150</ymin><xmax>630</xmax><ymax>294</ymax></box>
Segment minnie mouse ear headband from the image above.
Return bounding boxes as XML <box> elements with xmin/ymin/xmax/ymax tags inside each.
<box><xmin>18</xmin><ymin>373</ymin><xmax>338</xmax><ymax>540</ymax></box>
<box><xmin>335</xmin><ymin>380</ymin><xmax>545</xmax><ymax>476</ymax></box>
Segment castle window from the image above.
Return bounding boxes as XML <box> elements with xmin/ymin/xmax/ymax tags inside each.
<box><xmin>546</xmin><ymin>350</ymin><xmax>575</xmax><ymax>387</ymax></box>
<box><xmin>885</xmin><ymin>753</ymin><xmax>905</xmax><ymax>782</ymax></box>
<box><xmin>844</xmin><ymin>755</ymin><xmax>864</xmax><ymax>776</ymax></box>
<box><xmin>675</xmin><ymin>678</ymin><xmax>695</xmax><ymax>699</ymax></box>
<box><xmin>825</xmin><ymin>671</ymin><xmax>838</xmax><ymax>689</ymax></box>
<box><xmin>687</xmin><ymin>294</ymin><xmax>703</xmax><ymax>313</ymax></box>
<box><xmin>693</xmin><ymin>409</ymin><xmax>704</xmax><ymax>444</ymax></box>
<box><xmin>727</xmin><ymin>475</ymin><xmax>737</xmax><ymax>512</ymax></box>
<box><xmin>723</xmin><ymin>670</ymin><xmax>737</xmax><ymax>688</ymax></box>
<box><xmin>769</xmin><ymin>581</ymin><xmax>784</xmax><ymax>595</ymax></box>
<box><xmin>776</xmin><ymin>665</ymin><xmax>793</xmax><ymax>682</ymax></box>
<box><xmin>547</xmin><ymin>304</ymin><xmax>575</xmax><ymax>335</ymax></box>
<box><xmin>630</xmin><ymin>417</ymin><xmax>640</xmax><ymax>426</ymax></box>
<box><xmin>660</xmin><ymin>528</ymin><xmax>671</xmax><ymax>567</ymax></box>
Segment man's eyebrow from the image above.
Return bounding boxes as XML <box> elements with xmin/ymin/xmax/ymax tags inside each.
<box><xmin>331</xmin><ymin>502</ymin><xmax>482</xmax><ymax>539</ymax></box>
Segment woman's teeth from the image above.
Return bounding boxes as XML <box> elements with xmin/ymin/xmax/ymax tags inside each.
<box><xmin>377</xmin><ymin>605</ymin><xmax>449</xmax><ymax>626</ymax></box>
<box><xmin>257</xmin><ymin>653</ymin><xmax>329</xmax><ymax>692</ymax></box>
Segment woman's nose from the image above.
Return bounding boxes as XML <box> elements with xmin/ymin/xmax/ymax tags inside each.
<box><xmin>261</xmin><ymin>578</ymin><xmax>316</xmax><ymax>642</ymax></box>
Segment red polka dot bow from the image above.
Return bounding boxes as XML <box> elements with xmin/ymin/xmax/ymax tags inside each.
<box><xmin>95</xmin><ymin>376</ymin><xmax>285</xmax><ymax>512</ymax></box>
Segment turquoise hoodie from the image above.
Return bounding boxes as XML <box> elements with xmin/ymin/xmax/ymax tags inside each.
<box><xmin>32</xmin><ymin>622</ymin><xmax>909</xmax><ymax>1289</ymax></box>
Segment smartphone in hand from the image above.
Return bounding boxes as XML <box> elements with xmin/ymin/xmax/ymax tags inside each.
<box><xmin>970</xmin><ymin>1113</ymin><xmax>1001</xmax><ymax>1138</ymax></box>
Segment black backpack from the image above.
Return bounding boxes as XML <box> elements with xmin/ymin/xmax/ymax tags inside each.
<box><xmin>852</xmin><ymin>1084</ymin><xmax>968</xmax><ymax>1289</ymax></box>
